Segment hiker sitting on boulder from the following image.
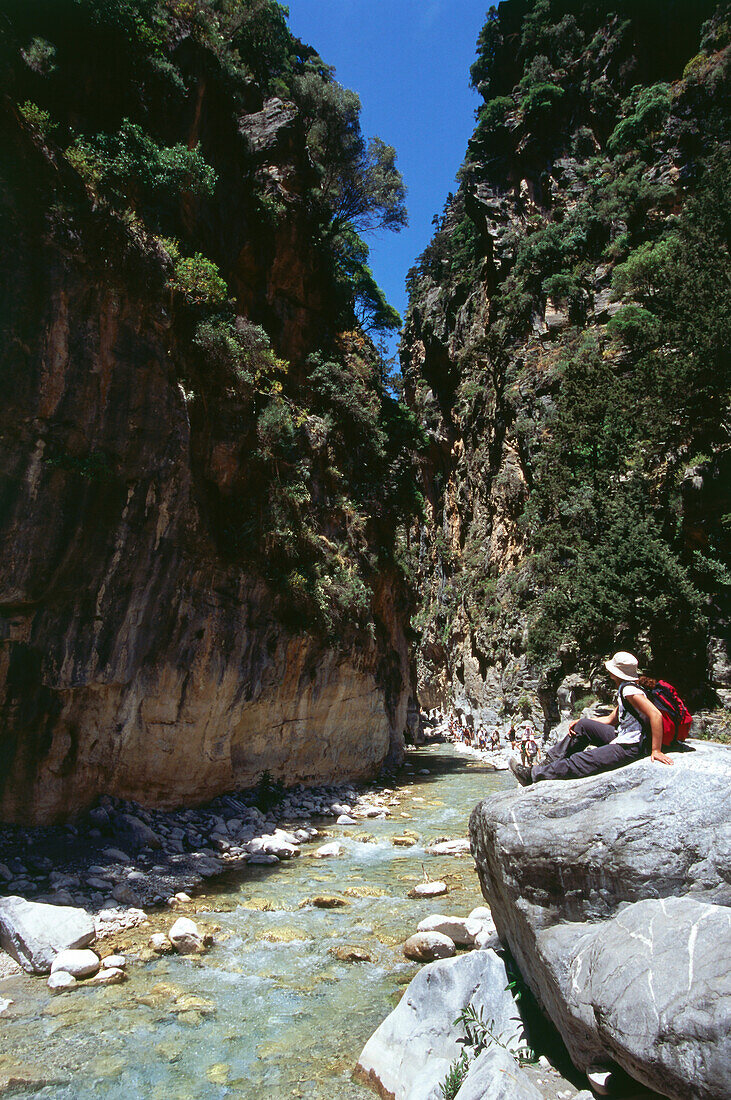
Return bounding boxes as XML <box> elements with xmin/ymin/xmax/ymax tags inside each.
<box><xmin>510</xmin><ymin>651</ymin><xmax>673</xmax><ymax>786</ymax></box>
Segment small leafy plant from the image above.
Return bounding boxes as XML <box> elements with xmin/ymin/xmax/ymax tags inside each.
<box><xmin>439</xmin><ymin>1049</ymin><xmax>469</xmax><ymax>1100</ymax></box>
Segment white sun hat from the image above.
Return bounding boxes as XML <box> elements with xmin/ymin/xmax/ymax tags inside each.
<box><xmin>604</xmin><ymin>651</ymin><xmax>640</xmax><ymax>681</ymax></box>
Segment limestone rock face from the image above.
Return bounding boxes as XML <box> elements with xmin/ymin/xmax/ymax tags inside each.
<box><xmin>469</xmin><ymin>743</ymin><xmax>731</xmax><ymax>1099</ymax></box>
<box><xmin>0</xmin><ymin>897</ymin><xmax>95</xmax><ymax>974</ymax></box>
<box><xmin>543</xmin><ymin>898</ymin><xmax>731</xmax><ymax>1100</ymax></box>
<box><xmin>355</xmin><ymin>951</ymin><xmax>517</xmax><ymax>1100</ymax></box>
<box><xmin>0</xmin><ymin>99</ymin><xmax>412</xmax><ymax>825</ymax></box>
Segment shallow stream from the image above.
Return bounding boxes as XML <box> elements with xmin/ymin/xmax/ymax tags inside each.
<box><xmin>0</xmin><ymin>745</ymin><xmax>512</xmax><ymax>1099</ymax></box>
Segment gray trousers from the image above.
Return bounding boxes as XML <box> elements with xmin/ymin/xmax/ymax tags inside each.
<box><xmin>531</xmin><ymin>718</ymin><xmax>645</xmax><ymax>782</ymax></box>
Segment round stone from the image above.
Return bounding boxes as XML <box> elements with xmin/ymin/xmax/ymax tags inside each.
<box><xmin>48</xmin><ymin>971</ymin><xmax>77</xmax><ymax>993</ymax></box>
<box><xmin>50</xmin><ymin>949</ymin><xmax>100</xmax><ymax>979</ymax></box>
<box><xmin>403</xmin><ymin>932</ymin><xmax>456</xmax><ymax>962</ymax></box>
<box><xmin>409</xmin><ymin>881</ymin><xmax>448</xmax><ymax>898</ymax></box>
<box><xmin>102</xmin><ymin>955</ymin><xmax>127</xmax><ymax>970</ymax></box>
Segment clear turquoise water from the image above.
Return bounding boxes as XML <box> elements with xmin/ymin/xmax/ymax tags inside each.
<box><xmin>0</xmin><ymin>746</ymin><xmax>512</xmax><ymax>1099</ymax></box>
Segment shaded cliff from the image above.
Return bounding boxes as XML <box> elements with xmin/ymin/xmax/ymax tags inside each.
<box><xmin>402</xmin><ymin>0</ymin><xmax>730</xmax><ymax>728</ymax></box>
<box><xmin>0</xmin><ymin>1</ymin><xmax>422</xmax><ymax>823</ymax></box>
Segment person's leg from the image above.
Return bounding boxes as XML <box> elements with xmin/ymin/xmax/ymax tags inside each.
<box><xmin>543</xmin><ymin>717</ymin><xmax>616</xmax><ymax>762</ymax></box>
<box><xmin>532</xmin><ymin>740</ymin><xmax>642</xmax><ymax>781</ymax></box>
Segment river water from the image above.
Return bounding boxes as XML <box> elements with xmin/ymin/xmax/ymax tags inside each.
<box><xmin>0</xmin><ymin>745</ymin><xmax>513</xmax><ymax>1099</ymax></box>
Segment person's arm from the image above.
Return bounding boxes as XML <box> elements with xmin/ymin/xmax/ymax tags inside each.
<box><xmin>569</xmin><ymin>706</ymin><xmax>618</xmax><ymax>735</ymax></box>
<box><xmin>630</xmin><ymin>693</ymin><xmax>673</xmax><ymax>764</ymax></box>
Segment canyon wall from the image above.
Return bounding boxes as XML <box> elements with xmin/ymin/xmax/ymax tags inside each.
<box><xmin>0</xmin><ymin>6</ymin><xmax>415</xmax><ymax>823</ymax></box>
<box><xmin>402</xmin><ymin>0</ymin><xmax>730</xmax><ymax>731</ymax></box>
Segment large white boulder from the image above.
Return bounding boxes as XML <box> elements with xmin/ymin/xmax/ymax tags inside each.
<box><xmin>168</xmin><ymin>917</ymin><xmax>203</xmax><ymax>955</ymax></box>
<box><xmin>356</xmin><ymin>950</ymin><xmax>517</xmax><ymax>1100</ymax></box>
<box><xmin>0</xmin><ymin>897</ymin><xmax>95</xmax><ymax>974</ymax></box>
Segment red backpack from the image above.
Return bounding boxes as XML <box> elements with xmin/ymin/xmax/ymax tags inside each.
<box><xmin>620</xmin><ymin>680</ymin><xmax>693</xmax><ymax>746</ymax></box>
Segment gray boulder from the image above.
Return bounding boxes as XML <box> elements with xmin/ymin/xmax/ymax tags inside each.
<box><xmin>470</xmin><ymin>741</ymin><xmax>731</xmax><ymax>1100</ymax></box>
<box><xmin>0</xmin><ymin>897</ymin><xmax>95</xmax><ymax>974</ymax></box>
<box><xmin>537</xmin><ymin>898</ymin><xmax>730</xmax><ymax>1100</ymax></box>
<box><xmin>355</xmin><ymin>950</ymin><xmax>518</xmax><ymax>1100</ymax></box>
<box><xmin>114</xmin><ymin>812</ymin><xmax>162</xmax><ymax>851</ymax></box>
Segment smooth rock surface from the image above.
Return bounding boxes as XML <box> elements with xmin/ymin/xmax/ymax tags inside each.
<box><xmin>102</xmin><ymin>955</ymin><xmax>127</xmax><ymax>970</ymax></box>
<box><xmin>356</xmin><ymin>950</ymin><xmax>518</xmax><ymax>1100</ymax></box>
<box><xmin>455</xmin><ymin>1046</ymin><xmax>543</xmax><ymax>1100</ymax></box>
<box><xmin>50</xmin><ymin>949</ymin><xmax>100</xmax><ymax>979</ymax></box>
<box><xmin>168</xmin><ymin>917</ymin><xmax>203</xmax><ymax>955</ymax></box>
<box><xmin>409</xmin><ymin>881</ymin><xmax>448</xmax><ymax>898</ymax></box>
<box><xmin>403</xmin><ymin>931</ymin><xmax>456</xmax><ymax>962</ymax></box>
<box><xmin>47</xmin><ymin>971</ymin><xmax>77</xmax><ymax>993</ymax></box>
<box><xmin>539</xmin><ymin>897</ymin><xmax>731</xmax><ymax>1100</ymax></box>
<box><xmin>313</xmin><ymin>842</ymin><xmax>342</xmax><ymax>859</ymax></box>
<box><xmin>416</xmin><ymin>915</ymin><xmax>483</xmax><ymax>946</ymax></box>
<box><xmin>425</xmin><ymin>838</ymin><xmax>471</xmax><ymax>856</ymax></box>
<box><xmin>0</xmin><ymin>897</ymin><xmax>95</xmax><ymax>974</ymax></box>
<box><xmin>89</xmin><ymin>966</ymin><xmax>127</xmax><ymax>986</ymax></box>
<box><xmin>470</xmin><ymin>742</ymin><xmax>731</xmax><ymax>1100</ymax></box>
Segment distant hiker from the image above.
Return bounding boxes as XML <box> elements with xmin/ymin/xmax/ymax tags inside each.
<box><xmin>510</xmin><ymin>651</ymin><xmax>672</xmax><ymax>786</ymax></box>
<box><xmin>490</xmin><ymin>728</ymin><xmax>500</xmax><ymax>750</ymax></box>
<box><xmin>524</xmin><ymin>733</ymin><xmax>539</xmax><ymax>765</ymax></box>
<box><xmin>508</xmin><ymin>725</ymin><xmax>516</xmax><ymax>748</ymax></box>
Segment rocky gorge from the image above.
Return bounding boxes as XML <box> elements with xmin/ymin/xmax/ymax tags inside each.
<box><xmin>401</xmin><ymin>0</ymin><xmax>730</xmax><ymax>731</ymax></box>
<box><xmin>0</xmin><ymin>0</ymin><xmax>729</xmax><ymax>1098</ymax></box>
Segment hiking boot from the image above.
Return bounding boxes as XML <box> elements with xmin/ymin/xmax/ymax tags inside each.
<box><xmin>509</xmin><ymin>757</ymin><xmax>533</xmax><ymax>786</ymax></box>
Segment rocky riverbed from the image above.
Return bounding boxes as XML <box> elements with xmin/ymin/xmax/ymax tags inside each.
<box><xmin>0</xmin><ymin>746</ymin><xmax>528</xmax><ymax>1099</ymax></box>
<box><xmin>2</xmin><ymin>739</ymin><xmax>725</xmax><ymax>1099</ymax></box>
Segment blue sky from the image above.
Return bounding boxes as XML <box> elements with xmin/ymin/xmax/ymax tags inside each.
<box><xmin>285</xmin><ymin>0</ymin><xmax>485</xmax><ymax>358</ymax></box>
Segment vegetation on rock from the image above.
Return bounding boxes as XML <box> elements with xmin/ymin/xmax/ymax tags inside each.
<box><xmin>404</xmin><ymin>0</ymin><xmax>730</xmax><ymax>708</ymax></box>
<box><xmin>1</xmin><ymin>0</ymin><xmax>422</xmax><ymax>645</ymax></box>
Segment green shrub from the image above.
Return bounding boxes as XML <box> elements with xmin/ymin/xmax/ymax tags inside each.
<box><xmin>21</xmin><ymin>37</ymin><xmax>57</xmax><ymax>75</ymax></box>
<box><xmin>477</xmin><ymin>95</ymin><xmax>514</xmax><ymax>133</ymax></box>
<box><xmin>611</xmin><ymin>236</ymin><xmax>680</xmax><ymax>303</ymax></box>
<box><xmin>161</xmin><ymin>239</ymin><xmax>227</xmax><ymax>305</ymax></box>
<box><xmin>439</xmin><ymin>1051</ymin><xmax>469</xmax><ymax>1100</ymax></box>
<box><xmin>66</xmin><ymin>119</ymin><xmax>216</xmax><ymax>209</ymax></box>
<box><xmin>520</xmin><ymin>81</ymin><xmax>564</xmax><ymax>121</ymax></box>
<box><xmin>606</xmin><ymin>304</ymin><xmax>661</xmax><ymax>348</ymax></box>
<box><xmin>607</xmin><ymin>84</ymin><xmax>671</xmax><ymax>155</ymax></box>
<box><xmin>18</xmin><ymin>100</ymin><xmax>56</xmax><ymax>137</ymax></box>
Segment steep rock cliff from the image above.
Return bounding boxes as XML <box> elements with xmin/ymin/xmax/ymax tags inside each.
<box><xmin>402</xmin><ymin>0</ymin><xmax>730</xmax><ymax>729</ymax></box>
<box><xmin>0</xmin><ymin>3</ymin><xmax>418</xmax><ymax>823</ymax></box>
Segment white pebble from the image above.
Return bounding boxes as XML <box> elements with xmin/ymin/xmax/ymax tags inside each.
<box><xmin>102</xmin><ymin>955</ymin><xmax>127</xmax><ymax>970</ymax></box>
<box><xmin>48</xmin><ymin>971</ymin><xmax>77</xmax><ymax>993</ymax></box>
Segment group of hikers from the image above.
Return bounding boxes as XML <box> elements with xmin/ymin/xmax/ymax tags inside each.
<box><xmin>433</xmin><ymin>710</ymin><xmax>543</xmax><ymax>766</ymax></box>
<box><xmin>429</xmin><ymin>651</ymin><xmax>693</xmax><ymax>787</ymax></box>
